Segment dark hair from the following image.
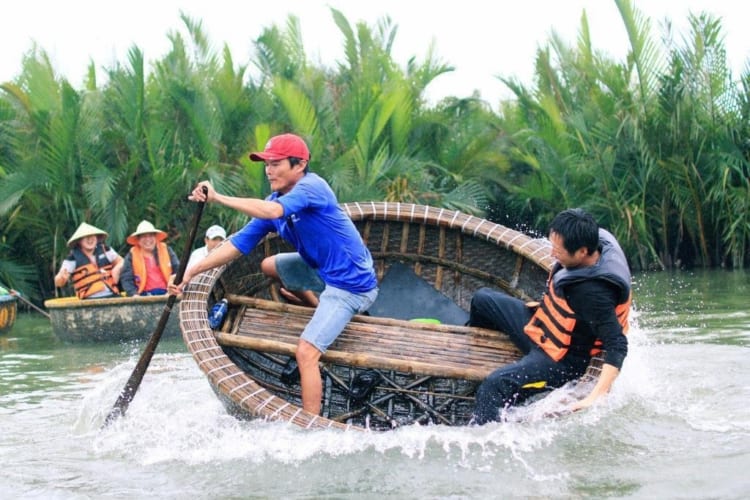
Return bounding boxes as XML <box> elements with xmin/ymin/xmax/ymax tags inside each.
<box><xmin>288</xmin><ymin>156</ymin><xmax>310</xmax><ymax>173</ymax></box>
<box><xmin>549</xmin><ymin>208</ymin><xmax>599</xmax><ymax>255</ymax></box>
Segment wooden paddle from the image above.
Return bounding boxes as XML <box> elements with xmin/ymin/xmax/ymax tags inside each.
<box><xmin>103</xmin><ymin>186</ymin><xmax>207</xmax><ymax>427</ymax></box>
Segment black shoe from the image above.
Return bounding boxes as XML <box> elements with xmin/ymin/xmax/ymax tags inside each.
<box><xmin>280</xmin><ymin>358</ymin><xmax>300</xmax><ymax>385</ymax></box>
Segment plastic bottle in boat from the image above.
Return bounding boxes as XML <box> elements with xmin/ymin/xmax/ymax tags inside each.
<box><xmin>208</xmin><ymin>299</ymin><xmax>228</xmax><ymax>329</ymax></box>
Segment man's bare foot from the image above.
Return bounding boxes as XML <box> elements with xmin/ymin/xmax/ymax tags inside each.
<box><xmin>280</xmin><ymin>287</ymin><xmax>304</xmax><ymax>304</ymax></box>
<box><xmin>280</xmin><ymin>287</ymin><xmax>319</xmax><ymax>307</ymax></box>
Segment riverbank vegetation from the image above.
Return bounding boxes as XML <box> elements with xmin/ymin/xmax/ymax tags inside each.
<box><xmin>1</xmin><ymin>0</ymin><xmax>748</xmax><ymax>300</ymax></box>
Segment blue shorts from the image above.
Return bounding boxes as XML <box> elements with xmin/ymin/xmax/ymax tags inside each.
<box><xmin>275</xmin><ymin>252</ymin><xmax>378</xmax><ymax>352</ymax></box>
<box><xmin>275</xmin><ymin>253</ymin><xmax>325</xmax><ymax>292</ymax></box>
<box><xmin>301</xmin><ymin>285</ymin><xmax>378</xmax><ymax>353</ymax></box>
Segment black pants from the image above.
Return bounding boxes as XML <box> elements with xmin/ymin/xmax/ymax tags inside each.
<box><xmin>469</xmin><ymin>287</ymin><xmax>590</xmax><ymax>424</ymax></box>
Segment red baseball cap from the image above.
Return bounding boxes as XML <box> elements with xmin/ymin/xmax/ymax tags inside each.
<box><xmin>249</xmin><ymin>133</ymin><xmax>310</xmax><ymax>161</ymax></box>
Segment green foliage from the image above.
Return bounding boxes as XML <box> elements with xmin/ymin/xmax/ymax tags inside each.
<box><xmin>495</xmin><ymin>0</ymin><xmax>749</xmax><ymax>270</ymax></box>
<box><xmin>1</xmin><ymin>2</ymin><xmax>749</xmax><ymax>300</ymax></box>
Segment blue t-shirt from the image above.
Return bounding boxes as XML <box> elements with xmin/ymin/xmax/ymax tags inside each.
<box><xmin>230</xmin><ymin>173</ymin><xmax>377</xmax><ymax>293</ymax></box>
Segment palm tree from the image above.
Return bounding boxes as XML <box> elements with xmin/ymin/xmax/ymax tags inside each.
<box><xmin>0</xmin><ymin>49</ymin><xmax>109</xmax><ymax>293</ymax></box>
<box><xmin>251</xmin><ymin>9</ymin><xmax>488</xmax><ymax>209</ymax></box>
<box><xmin>486</xmin><ymin>0</ymin><xmax>749</xmax><ymax>269</ymax></box>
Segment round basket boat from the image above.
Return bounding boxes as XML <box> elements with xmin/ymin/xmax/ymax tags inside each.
<box><xmin>0</xmin><ymin>294</ymin><xmax>18</xmax><ymax>334</ymax></box>
<box><xmin>45</xmin><ymin>294</ymin><xmax>181</xmax><ymax>342</ymax></box>
<box><xmin>179</xmin><ymin>202</ymin><xmax>599</xmax><ymax>431</ymax></box>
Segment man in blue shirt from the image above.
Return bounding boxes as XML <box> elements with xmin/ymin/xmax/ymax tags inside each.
<box><xmin>171</xmin><ymin>133</ymin><xmax>378</xmax><ymax>415</ymax></box>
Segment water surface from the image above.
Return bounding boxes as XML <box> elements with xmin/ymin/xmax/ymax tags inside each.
<box><xmin>1</xmin><ymin>270</ymin><xmax>748</xmax><ymax>499</ymax></box>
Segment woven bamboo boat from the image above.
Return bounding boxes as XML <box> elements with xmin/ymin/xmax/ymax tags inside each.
<box><xmin>0</xmin><ymin>294</ymin><xmax>17</xmax><ymax>334</ymax></box>
<box><xmin>44</xmin><ymin>295</ymin><xmax>180</xmax><ymax>342</ymax></box>
<box><xmin>180</xmin><ymin>202</ymin><xmax>604</xmax><ymax>431</ymax></box>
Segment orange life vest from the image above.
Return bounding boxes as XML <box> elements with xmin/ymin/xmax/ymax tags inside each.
<box><xmin>524</xmin><ymin>229</ymin><xmax>631</xmax><ymax>361</ymax></box>
<box><xmin>70</xmin><ymin>244</ymin><xmax>119</xmax><ymax>299</ymax></box>
<box><xmin>129</xmin><ymin>243</ymin><xmax>173</xmax><ymax>294</ymax></box>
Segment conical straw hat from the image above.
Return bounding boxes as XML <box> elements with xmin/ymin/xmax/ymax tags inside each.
<box><xmin>67</xmin><ymin>222</ymin><xmax>108</xmax><ymax>248</ymax></box>
<box><xmin>127</xmin><ymin>220</ymin><xmax>168</xmax><ymax>245</ymax></box>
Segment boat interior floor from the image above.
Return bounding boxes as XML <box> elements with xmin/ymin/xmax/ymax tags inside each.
<box><xmin>215</xmin><ymin>294</ymin><xmax>523</xmax><ymax>381</ymax></box>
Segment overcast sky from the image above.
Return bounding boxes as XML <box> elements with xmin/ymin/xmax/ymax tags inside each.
<box><xmin>2</xmin><ymin>1</ymin><xmax>748</xmax><ymax>105</ymax></box>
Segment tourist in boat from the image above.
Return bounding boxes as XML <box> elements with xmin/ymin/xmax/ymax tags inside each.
<box><xmin>468</xmin><ymin>208</ymin><xmax>631</xmax><ymax>424</ymax></box>
<box><xmin>170</xmin><ymin>133</ymin><xmax>378</xmax><ymax>416</ymax></box>
<box><xmin>186</xmin><ymin>224</ymin><xmax>227</xmax><ymax>270</ymax></box>
<box><xmin>54</xmin><ymin>222</ymin><xmax>123</xmax><ymax>299</ymax></box>
<box><xmin>120</xmin><ymin>220</ymin><xmax>179</xmax><ymax>296</ymax></box>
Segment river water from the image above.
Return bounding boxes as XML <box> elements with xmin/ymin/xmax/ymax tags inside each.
<box><xmin>1</xmin><ymin>270</ymin><xmax>748</xmax><ymax>499</ymax></box>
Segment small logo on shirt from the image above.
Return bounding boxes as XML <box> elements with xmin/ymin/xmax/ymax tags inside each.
<box><xmin>286</xmin><ymin>214</ymin><xmax>301</xmax><ymax>227</ymax></box>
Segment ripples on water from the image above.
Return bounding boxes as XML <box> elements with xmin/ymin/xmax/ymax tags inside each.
<box><xmin>1</xmin><ymin>270</ymin><xmax>748</xmax><ymax>499</ymax></box>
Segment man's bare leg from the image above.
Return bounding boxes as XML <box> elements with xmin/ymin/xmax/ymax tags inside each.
<box><xmin>296</xmin><ymin>339</ymin><xmax>322</xmax><ymax>414</ymax></box>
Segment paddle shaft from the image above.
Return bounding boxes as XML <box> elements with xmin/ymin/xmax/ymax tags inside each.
<box><xmin>5</xmin><ymin>288</ymin><xmax>51</xmax><ymax>319</ymax></box>
<box><xmin>103</xmin><ymin>187</ymin><xmax>207</xmax><ymax>427</ymax></box>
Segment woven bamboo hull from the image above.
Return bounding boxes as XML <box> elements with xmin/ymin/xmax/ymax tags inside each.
<box><xmin>44</xmin><ymin>295</ymin><xmax>181</xmax><ymax>342</ymax></box>
<box><xmin>180</xmin><ymin>202</ymin><xmax>557</xmax><ymax>431</ymax></box>
<box><xmin>0</xmin><ymin>295</ymin><xmax>17</xmax><ymax>334</ymax></box>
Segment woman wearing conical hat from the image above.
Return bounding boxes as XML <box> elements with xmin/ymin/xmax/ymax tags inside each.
<box><xmin>119</xmin><ymin>220</ymin><xmax>180</xmax><ymax>297</ymax></box>
<box><xmin>54</xmin><ymin>222</ymin><xmax>124</xmax><ymax>299</ymax></box>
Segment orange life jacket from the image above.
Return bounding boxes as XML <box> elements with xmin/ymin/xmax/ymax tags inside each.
<box><xmin>70</xmin><ymin>244</ymin><xmax>119</xmax><ymax>299</ymax></box>
<box><xmin>129</xmin><ymin>243</ymin><xmax>173</xmax><ymax>294</ymax></box>
<box><xmin>524</xmin><ymin>229</ymin><xmax>631</xmax><ymax>361</ymax></box>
